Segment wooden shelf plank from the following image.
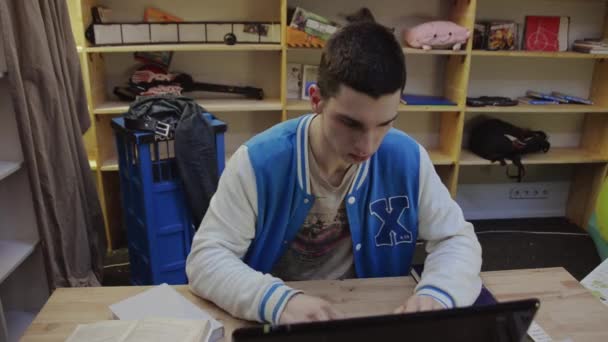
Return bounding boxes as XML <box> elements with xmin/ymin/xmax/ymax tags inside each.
<box><xmin>94</xmin><ymin>99</ymin><xmax>283</xmax><ymax>115</ymax></box>
<box><xmin>460</xmin><ymin>149</ymin><xmax>608</xmax><ymax>166</ymax></box>
<box><xmin>288</xmin><ymin>47</ymin><xmax>467</xmax><ymax>56</ymax></box>
<box><xmin>102</xmin><ymin>152</ymin><xmax>452</xmax><ymax>169</ymax></box>
<box><xmin>403</xmin><ymin>47</ymin><xmax>467</xmax><ymax>56</ymax></box>
<box><xmin>285</xmin><ymin>101</ymin><xmax>462</xmax><ymax>113</ymax></box>
<box><xmin>6</xmin><ymin>311</ymin><xmax>36</xmax><ymax>342</ymax></box>
<box><xmin>285</xmin><ymin>100</ymin><xmax>310</xmax><ymax>111</ymax></box>
<box><xmin>0</xmin><ymin>161</ymin><xmax>22</xmax><ymax>182</ymax></box>
<box><xmin>101</xmin><ymin>152</ymin><xmax>233</xmax><ymax>172</ymax></box>
<box><xmin>399</xmin><ymin>104</ymin><xmax>461</xmax><ymax>112</ymax></box>
<box><xmin>429</xmin><ymin>150</ymin><xmax>454</xmax><ymax>165</ymax></box>
<box><xmin>466</xmin><ymin>104</ymin><xmax>608</xmax><ymax>113</ymax></box>
<box><xmin>0</xmin><ymin>240</ymin><xmax>37</xmax><ymax>283</ymax></box>
<box><xmin>100</xmin><ymin>159</ymin><xmax>118</xmax><ymax>172</ymax></box>
<box><xmin>472</xmin><ymin>50</ymin><xmax>607</xmax><ymax>59</ymax></box>
<box><xmin>86</xmin><ymin>44</ymin><xmax>282</xmax><ymax>53</ymax></box>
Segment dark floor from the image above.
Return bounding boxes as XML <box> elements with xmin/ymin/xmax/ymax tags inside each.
<box><xmin>102</xmin><ymin>217</ymin><xmax>602</xmax><ymax>286</ymax></box>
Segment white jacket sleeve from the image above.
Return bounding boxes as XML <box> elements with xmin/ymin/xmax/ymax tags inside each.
<box><xmin>186</xmin><ymin>146</ymin><xmax>301</xmax><ymax>323</ymax></box>
<box><xmin>414</xmin><ymin>145</ymin><xmax>482</xmax><ymax>308</ymax></box>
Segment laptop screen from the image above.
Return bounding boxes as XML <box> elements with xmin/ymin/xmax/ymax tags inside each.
<box><xmin>233</xmin><ymin>299</ymin><xmax>539</xmax><ymax>342</ymax></box>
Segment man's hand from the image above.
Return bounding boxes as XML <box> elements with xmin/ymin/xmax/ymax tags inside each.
<box><xmin>279</xmin><ymin>293</ymin><xmax>345</xmax><ymax>324</ymax></box>
<box><xmin>393</xmin><ymin>295</ymin><xmax>445</xmax><ymax>314</ymax></box>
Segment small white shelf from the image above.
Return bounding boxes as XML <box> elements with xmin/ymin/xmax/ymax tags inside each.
<box><xmin>0</xmin><ymin>161</ymin><xmax>22</xmax><ymax>182</ymax></box>
<box><xmin>0</xmin><ymin>240</ymin><xmax>37</xmax><ymax>283</ymax></box>
<box><xmin>6</xmin><ymin>311</ymin><xmax>36</xmax><ymax>342</ymax></box>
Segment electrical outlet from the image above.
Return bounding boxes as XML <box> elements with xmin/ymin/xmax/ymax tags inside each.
<box><xmin>509</xmin><ymin>186</ymin><xmax>549</xmax><ymax>200</ymax></box>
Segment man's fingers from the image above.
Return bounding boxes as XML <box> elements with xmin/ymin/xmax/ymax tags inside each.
<box><xmin>312</xmin><ymin>309</ymin><xmax>330</xmax><ymax>321</ymax></box>
<box><xmin>404</xmin><ymin>297</ymin><xmax>419</xmax><ymax>313</ymax></box>
<box><xmin>280</xmin><ymin>312</ymin><xmax>295</xmax><ymax>324</ymax></box>
<box><xmin>418</xmin><ymin>297</ymin><xmax>435</xmax><ymax>312</ymax></box>
<box><xmin>325</xmin><ymin>305</ymin><xmax>345</xmax><ymax>320</ymax></box>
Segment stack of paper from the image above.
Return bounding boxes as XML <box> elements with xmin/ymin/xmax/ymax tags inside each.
<box><xmin>66</xmin><ymin>319</ymin><xmax>210</xmax><ymax>342</ymax></box>
<box><xmin>581</xmin><ymin>258</ymin><xmax>608</xmax><ymax>306</ymax></box>
<box><xmin>109</xmin><ymin>284</ymin><xmax>224</xmax><ymax>342</ymax></box>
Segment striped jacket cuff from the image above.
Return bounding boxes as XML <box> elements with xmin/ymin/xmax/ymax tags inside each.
<box><xmin>415</xmin><ymin>285</ymin><xmax>455</xmax><ymax>309</ymax></box>
<box><xmin>258</xmin><ymin>282</ymin><xmax>302</xmax><ymax>324</ymax></box>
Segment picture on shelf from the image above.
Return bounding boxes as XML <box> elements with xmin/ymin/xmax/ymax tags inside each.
<box><xmin>287</xmin><ymin>63</ymin><xmax>303</xmax><ymax>100</ymax></box>
<box><xmin>301</xmin><ymin>65</ymin><xmax>319</xmax><ymax>100</ymax></box>
<box><xmin>487</xmin><ymin>21</ymin><xmax>517</xmax><ymax>51</ymax></box>
<box><xmin>289</xmin><ymin>7</ymin><xmax>338</xmax><ymax>42</ymax></box>
<box><xmin>243</xmin><ymin>23</ymin><xmax>269</xmax><ymax>37</ymax></box>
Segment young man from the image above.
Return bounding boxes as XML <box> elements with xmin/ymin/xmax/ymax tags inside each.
<box><xmin>186</xmin><ymin>21</ymin><xmax>482</xmax><ymax>324</ymax></box>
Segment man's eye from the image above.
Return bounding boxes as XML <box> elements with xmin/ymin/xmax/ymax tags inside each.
<box><xmin>341</xmin><ymin>119</ymin><xmax>357</xmax><ymax>127</ymax></box>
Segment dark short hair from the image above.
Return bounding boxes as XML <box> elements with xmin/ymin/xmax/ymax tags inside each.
<box><xmin>317</xmin><ymin>22</ymin><xmax>406</xmax><ymax>100</ymax></box>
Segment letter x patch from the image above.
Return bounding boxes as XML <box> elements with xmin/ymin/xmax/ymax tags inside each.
<box><xmin>370</xmin><ymin>196</ymin><xmax>413</xmax><ymax>247</ymax></box>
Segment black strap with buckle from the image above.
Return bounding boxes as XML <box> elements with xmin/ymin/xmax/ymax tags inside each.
<box><xmin>123</xmin><ymin>95</ymin><xmax>193</xmax><ymax>139</ymax></box>
<box><xmin>124</xmin><ymin>114</ymin><xmax>177</xmax><ymax>139</ymax></box>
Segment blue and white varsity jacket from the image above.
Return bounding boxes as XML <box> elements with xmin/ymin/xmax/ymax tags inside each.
<box><xmin>186</xmin><ymin>114</ymin><xmax>482</xmax><ymax>324</ymax></box>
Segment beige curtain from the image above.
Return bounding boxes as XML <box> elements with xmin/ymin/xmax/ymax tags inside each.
<box><xmin>0</xmin><ymin>0</ymin><xmax>105</xmax><ymax>287</ymax></box>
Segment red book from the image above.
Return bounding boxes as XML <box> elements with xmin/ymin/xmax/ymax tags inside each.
<box><xmin>525</xmin><ymin>16</ymin><xmax>567</xmax><ymax>51</ymax></box>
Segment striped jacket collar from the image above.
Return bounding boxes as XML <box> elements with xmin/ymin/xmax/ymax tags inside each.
<box><xmin>296</xmin><ymin>114</ymin><xmax>371</xmax><ymax>196</ymax></box>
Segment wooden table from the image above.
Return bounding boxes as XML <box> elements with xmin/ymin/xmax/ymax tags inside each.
<box><xmin>20</xmin><ymin>267</ymin><xmax>608</xmax><ymax>342</ymax></box>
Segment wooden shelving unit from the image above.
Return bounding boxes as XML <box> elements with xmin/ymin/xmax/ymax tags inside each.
<box><xmin>466</xmin><ymin>104</ymin><xmax>608</xmax><ymax>113</ymax></box>
<box><xmin>460</xmin><ymin>149</ymin><xmax>608</xmax><ymax>166</ymax></box>
<box><xmin>0</xmin><ymin>162</ymin><xmax>21</xmax><ymax>182</ymax></box>
<box><xmin>86</xmin><ymin>43</ymin><xmax>282</xmax><ymax>53</ymax></box>
<box><xmin>471</xmin><ymin>50</ymin><xmax>608</xmax><ymax>59</ymax></box>
<box><xmin>0</xmin><ymin>240</ymin><xmax>38</xmax><ymax>284</ymax></box>
<box><xmin>0</xmin><ymin>67</ymin><xmax>49</xmax><ymax>342</ymax></box>
<box><xmin>94</xmin><ymin>99</ymin><xmax>282</xmax><ymax>115</ymax></box>
<box><xmin>404</xmin><ymin>47</ymin><xmax>468</xmax><ymax>56</ymax></box>
<box><xmin>68</xmin><ymin>0</ymin><xmax>608</xmax><ymax>250</ymax></box>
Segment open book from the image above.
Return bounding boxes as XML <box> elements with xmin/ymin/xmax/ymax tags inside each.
<box><xmin>65</xmin><ymin>318</ymin><xmax>210</xmax><ymax>342</ymax></box>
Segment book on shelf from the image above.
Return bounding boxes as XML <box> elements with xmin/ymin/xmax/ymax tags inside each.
<box><xmin>526</xmin><ymin>90</ymin><xmax>568</xmax><ymax>103</ymax></box>
<box><xmin>401</xmin><ymin>94</ymin><xmax>456</xmax><ymax>106</ymax></box>
<box><xmin>473</xmin><ymin>21</ymin><xmax>518</xmax><ymax>51</ymax></box>
<box><xmin>550</xmin><ymin>91</ymin><xmax>593</xmax><ymax>105</ymax></box>
<box><xmin>572</xmin><ymin>39</ymin><xmax>608</xmax><ymax>54</ymax></box>
<box><xmin>517</xmin><ymin>96</ymin><xmax>559</xmax><ymax>105</ymax></box>
<box><xmin>524</xmin><ymin>16</ymin><xmax>569</xmax><ymax>52</ymax></box>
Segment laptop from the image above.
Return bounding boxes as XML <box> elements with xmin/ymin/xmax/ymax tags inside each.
<box><xmin>232</xmin><ymin>298</ymin><xmax>540</xmax><ymax>342</ymax></box>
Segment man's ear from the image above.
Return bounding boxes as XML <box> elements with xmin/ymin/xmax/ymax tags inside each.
<box><xmin>309</xmin><ymin>84</ymin><xmax>325</xmax><ymax>114</ymax></box>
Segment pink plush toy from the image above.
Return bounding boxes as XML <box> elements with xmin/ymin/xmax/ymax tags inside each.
<box><xmin>403</xmin><ymin>21</ymin><xmax>470</xmax><ymax>51</ymax></box>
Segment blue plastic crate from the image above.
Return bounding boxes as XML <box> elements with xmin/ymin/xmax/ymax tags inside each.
<box><xmin>111</xmin><ymin>114</ymin><xmax>226</xmax><ymax>285</ymax></box>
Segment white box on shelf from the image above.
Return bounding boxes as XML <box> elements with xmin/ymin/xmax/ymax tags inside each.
<box><xmin>260</xmin><ymin>24</ymin><xmax>281</xmax><ymax>43</ymax></box>
<box><xmin>121</xmin><ymin>24</ymin><xmax>150</xmax><ymax>44</ymax></box>
<box><xmin>93</xmin><ymin>24</ymin><xmax>123</xmax><ymax>45</ymax></box>
<box><xmin>234</xmin><ymin>24</ymin><xmax>261</xmax><ymax>43</ymax></box>
<box><xmin>179</xmin><ymin>24</ymin><xmax>206</xmax><ymax>43</ymax></box>
<box><xmin>150</xmin><ymin>24</ymin><xmax>178</xmax><ymax>43</ymax></box>
<box><xmin>206</xmin><ymin>24</ymin><xmax>233</xmax><ymax>43</ymax></box>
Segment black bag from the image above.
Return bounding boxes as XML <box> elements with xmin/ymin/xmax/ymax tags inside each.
<box><xmin>469</xmin><ymin>118</ymin><xmax>550</xmax><ymax>181</ymax></box>
<box><xmin>124</xmin><ymin>95</ymin><xmax>219</xmax><ymax>227</ymax></box>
